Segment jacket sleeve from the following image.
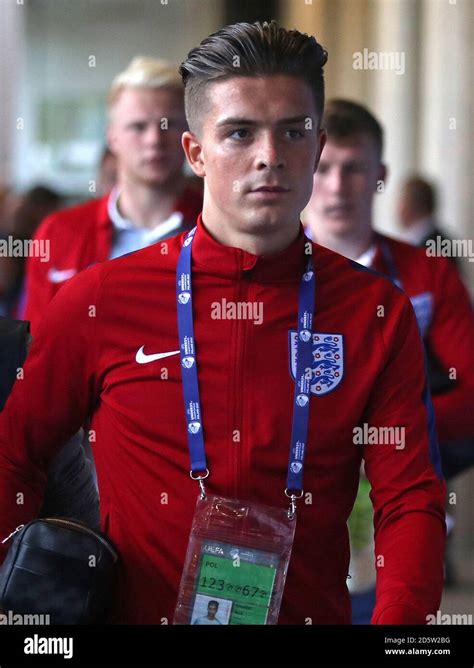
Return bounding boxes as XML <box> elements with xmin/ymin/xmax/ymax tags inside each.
<box><xmin>427</xmin><ymin>257</ymin><xmax>474</xmax><ymax>442</ymax></box>
<box><xmin>0</xmin><ymin>265</ymin><xmax>101</xmax><ymax>561</ymax></box>
<box><xmin>363</xmin><ymin>291</ymin><xmax>446</xmax><ymax>624</ymax></box>
<box><xmin>23</xmin><ymin>215</ymin><xmax>59</xmax><ymax>337</ymax></box>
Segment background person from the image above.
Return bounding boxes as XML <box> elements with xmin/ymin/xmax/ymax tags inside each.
<box><xmin>23</xmin><ymin>56</ymin><xmax>203</xmax><ymax>336</ymax></box>
<box><xmin>304</xmin><ymin>98</ymin><xmax>474</xmax><ymax>622</ymax></box>
<box><xmin>1</xmin><ymin>186</ymin><xmax>63</xmax><ymax>319</ymax></box>
<box><xmin>396</xmin><ymin>175</ymin><xmax>457</xmax><ymax>258</ymax></box>
<box><xmin>14</xmin><ymin>57</ymin><xmax>204</xmax><ymax>529</ymax></box>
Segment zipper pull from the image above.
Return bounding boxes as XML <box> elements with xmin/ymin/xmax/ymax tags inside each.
<box><xmin>2</xmin><ymin>524</ymin><xmax>25</xmax><ymax>544</ymax></box>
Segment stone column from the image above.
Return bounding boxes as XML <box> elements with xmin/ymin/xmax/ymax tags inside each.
<box><xmin>0</xmin><ymin>0</ymin><xmax>27</xmax><ymax>184</ymax></box>
<box><xmin>369</xmin><ymin>0</ymin><xmax>421</xmax><ymax>235</ymax></box>
<box><xmin>419</xmin><ymin>0</ymin><xmax>473</xmax><ymax>286</ymax></box>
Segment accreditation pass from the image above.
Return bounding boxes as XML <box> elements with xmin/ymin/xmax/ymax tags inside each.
<box><xmin>190</xmin><ymin>540</ymin><xmax>279</xmax><ymax>625</ymax></box>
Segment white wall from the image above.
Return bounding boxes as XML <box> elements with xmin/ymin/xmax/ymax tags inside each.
<box><xmin>11</xmin><ymin>0</ymin><xmax>225</xmax><ymax>193</ymax></box>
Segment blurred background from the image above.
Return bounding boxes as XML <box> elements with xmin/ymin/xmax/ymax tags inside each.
<box><xmin>0</xmin><ymin>0</ymin><xmax>472</xmax><ymax>618</ymax></box>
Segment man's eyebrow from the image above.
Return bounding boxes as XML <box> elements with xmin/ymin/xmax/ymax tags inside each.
<box><xmin>216</xmin><ymin>115</ymin><xmax>312</xmax><ymax>127</ymax></box>
<box><xmin>276</xmin><ymin>115</ymin><xmax>311</xmax><ymax>125</ymax></box>
<box><xmin>215</xmin><ymin>118</ymin><xmax>258</xmax><ymax>128</ymax></box>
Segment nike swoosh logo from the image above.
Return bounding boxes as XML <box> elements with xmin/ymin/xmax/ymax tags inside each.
<box><xmin>47</xmin><ymin>268</ymin><xmax>77</xmax><ymax>283</ymax></box>
<box><xmin>136</xmin><ymin>346</ymin><xmax>180</xmax><ymax>364</ymax></box>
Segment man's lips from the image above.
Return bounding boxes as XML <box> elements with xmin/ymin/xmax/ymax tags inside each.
<box><xmin>143</xmin><ymin>156</ymin><xmax>167</xmax><ymax>164</ymax></box>
<box><xmin>250</xmin><ymin>186</ymin><xmax>290</xmax><ymax>193</ymax></box>
<box><xmin>325</xmin><ymin>203</ymin><xmax>353</xmax><ymax>215</ymax></box>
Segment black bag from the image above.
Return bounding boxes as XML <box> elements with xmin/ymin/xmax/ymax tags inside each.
<box><xmin>0</xmin><ymin>517</ymin><xmax>119</xmax><ymax>624</ymax></box>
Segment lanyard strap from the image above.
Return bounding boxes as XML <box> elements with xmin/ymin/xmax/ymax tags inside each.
<box><xmin>377</xmin><ymin>235</ymin><xmax>403</xmax><ymax>289</ymax></box>
<box><xmin>176</xmin><ymin>227</ymin><xmax>315</xmax><ymax>515</ymax></box>
<box><xmin>377</xmin><ymin>236</ymin><xmax>434</xmax><ymax>339</ymax></box>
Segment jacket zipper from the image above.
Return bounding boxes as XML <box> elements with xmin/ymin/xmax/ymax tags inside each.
<box><xmin>1</xmin><ymin>525</ymin><xmax>24</xmax><ymax>544</ymax></box>
<box><xmin>232</xmin><ymin>273</ymin><xmax>248</xmax><ymax>498</ymax></box>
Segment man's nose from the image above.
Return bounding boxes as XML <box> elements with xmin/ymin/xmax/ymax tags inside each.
<box><xmin>325</xmin><ymin>167</ymin><xmax>346</xmax><ymax>194</ymax></box>
<box><xmin>144</xmin><ymin>124</ymin><xmax>167</xmax><ymax>145</ymax></box>
<box><xmin>256</xmin><ymin>133</ymin><xmax>285</xmax><ymax>170</ymax></box>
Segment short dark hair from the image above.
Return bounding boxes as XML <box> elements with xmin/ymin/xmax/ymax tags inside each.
<box><xmin>401</xmin><ymin>176</ymin><xmax>436</xmax><ymax>216</ymax></box>
<box><xmin>323</xmin><ymin>99</ymin><xmax>384</xmax><ymax>159</ymax></box>
<box><xmin>208</xmin><ymin>600</ymin><xmax>219</xmax><ymax>608</ymax></box>
<box><xmin>179</xmin><ymin>20</ymin><xmax>328</xmax><ymax>135</ymax></box>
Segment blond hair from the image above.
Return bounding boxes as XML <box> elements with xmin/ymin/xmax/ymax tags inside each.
<box><xmin>107</xmin><ymin>56</ymin><xmax>183</xmax><ymax>112</ymax></box>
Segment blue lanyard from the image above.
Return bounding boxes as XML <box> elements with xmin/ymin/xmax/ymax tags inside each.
<box><xmin>376</xmin><ymin>235</ymin><xmax>434</xmax><ymax>339</ymax></box>
<box><xmin>176</xmin><ymin>226</ymin><xmax>315</xmax><ymax>512</ymax></box>
<box><xmin>377</xmin><ymin>235</ymin><xmax>403</xmax><ymax>289</ymax></box>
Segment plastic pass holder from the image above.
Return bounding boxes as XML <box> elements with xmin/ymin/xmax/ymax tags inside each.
<box><xmin>173</xmin><ymin>495</ymin><xmax>296</xmax><ymax>625</ymax></box>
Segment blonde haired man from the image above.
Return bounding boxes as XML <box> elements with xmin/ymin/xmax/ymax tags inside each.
<box><xmin>107</xmin><ymin>56</ymin><xmax>182</xmax><ymax>106</ymax></box>
<box><xmin>23</xmin><ymin>56</ymin><xmax>202</xmax><ymax>336</ymax></box>
<box><xmin>17</xmin><ymin>57</ymin><xmax>202</xmax><ymax>530</ymax></box>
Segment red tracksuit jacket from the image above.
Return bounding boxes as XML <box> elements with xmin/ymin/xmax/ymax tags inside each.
<box><xmin>0</xmin><ymin>216</ymin><xmax>446</xmax><ymax>624</ymax></box>
<box><xmin>372</xmin><ymin>235</ymin><xmax>474</xmax><ymax>444</ymax></box>
<box><xmin>23</xmin><ymin>187</ymin><xmax>203</xmax><ymax>337</ymax></box>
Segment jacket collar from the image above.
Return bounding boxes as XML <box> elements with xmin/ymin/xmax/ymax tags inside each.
<box><xmin>191</xmin><ymin>213</ymin><xmax>309</xmax><ymax>282</ymax></box>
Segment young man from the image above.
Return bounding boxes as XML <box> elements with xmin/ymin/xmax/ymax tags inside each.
<box><xmin>304</xmin><ymin>99</ymin><xmax>474</xmax><ymax>621</ymax></box>
<box><xmin>0</xmin><ymin>22</ymin><xmax>445</xmax><ymax>625</ymax></box>
<box><xmin>23</xmin><ymin>57</ymin><xmax>202</xmax><ymax>336</ymax></box>
<box><xmin>193</xmin><ymin>600</ymin><xmax>222</xmax><ymax>625</ymax></box>
<box><xmin>305</xmin><ymin>100</ymin><xmax>474</xmax><ymax>446</ymax></box>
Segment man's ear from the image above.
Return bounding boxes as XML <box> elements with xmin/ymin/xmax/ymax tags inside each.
<box><xmin>314</xmin><ymin>129</ymin><xmax>327</xmax><ymax>172</ymax></box>
<box><xmin>182</xmin><ymin>131</ymin><xmax>206</xmax><ymax>178</ymax></box>
<box><xmin>106</xmin><ymin>124</ymin><xmax>118</xmax><ymax>155</ymax></box>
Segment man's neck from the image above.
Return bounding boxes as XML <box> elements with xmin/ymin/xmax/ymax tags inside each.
<box><xmin>116</xmin><ymin>173</ymin><xmax>186</xmax><ymax>230</ymax></box>
<box><xmin>201</xmin><ymin>201</ymin><xmax>300</xmax><ymax>256</ymax></box>
<box><xmin>309</xmin><ymin>221</ymin><xmax>375</xmax><ymax>261</ymax></box>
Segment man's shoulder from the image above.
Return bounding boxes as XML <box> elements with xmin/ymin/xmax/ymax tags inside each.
<box><xmin>379</xmin><ymin>233</ymin><xmax>428</xmax><ymax>262</ymax></box>
<box><xmin>313</xmin><ymin>240</ymin><xmax>407</xmax><ymax>302</ymax></box>
<box><xmin>35</xmin><ymin>195</ymin><xmax>110</xmax><ymax>240</ymax></box>
<box><xmin>378</xmin><ymin>232</ymin><xmax>460</xmax><ymax>289</ymax></box>
<box><xmin>104</xmin><ymin>227</ymin><xmax>185</xmax><ymax>272</ymax></box>
<box><xmin>68</xmin><ymin>226</ymin><xmax>186</xmax><ymax>297</ymax></box>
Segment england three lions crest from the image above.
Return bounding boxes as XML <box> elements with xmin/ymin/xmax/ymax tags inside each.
<box><xmin>289</xmin><ymin>332</ymin><xmax>344</xmax><ymax>396</ymax></box>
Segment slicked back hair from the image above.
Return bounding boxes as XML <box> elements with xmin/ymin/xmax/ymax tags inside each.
<box><xmin>179</xmin><ymin>20</ymin><xmax>328</xmax><ymax>135</ymax></box>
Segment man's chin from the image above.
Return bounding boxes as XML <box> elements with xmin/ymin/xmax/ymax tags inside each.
<box><xmin>135</xmin><ymin>171</ymin><xmax>179</xmax><ymax>189</ymax></box>
<box><xmin>245</xmin><ymin>201</ymin><xmax>297</xmax><ymax>223</ymax></box>
<box><xmin>245</xmin><ymin>210</ymin><xmax>294</xmax><ymax>230</ymax></box>
<box><xmin>324</xmin><ymin>215</ymin><xmax>357</xmax><ymax>235</ymax></box>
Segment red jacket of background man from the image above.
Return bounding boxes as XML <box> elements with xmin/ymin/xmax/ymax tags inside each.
<box><xmin>372</xmin><ymin>235</ymin><xmax>474</xmax><ymax>444</ymax></box>
<box><xmin>23</xmin><ymin>186</ymin><xmax>203</xmax><ymax>336</ymax></box>
<box><xmin>0</xmin><ymin>217</ymin><xmax>446</xmax><ymax>624</ymax></box>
